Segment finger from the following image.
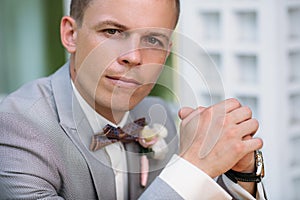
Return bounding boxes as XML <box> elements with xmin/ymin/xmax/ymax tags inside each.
<box><xmin>179</xmin><ymin>106</ymin><xmax>207</xmax><ymax>120</ymax></box>
<box><xmin>178</xmin><ymin>107</ymin><xmax>195</xmax><ymax>120</ymax></box>
<box><xmin>224</xmin><ymin>98</ymin><xmax>242</xmax><ymax>113</ymax></box>
<box><xmin>243</xmin><ymin>135</ymin><xmax>252</xmax><ymax>140</ymax></box>
<box><xmin>211</xmin><ymin>98</ymin><xmax>241</xmax><ymax>114</ymax></box>
<box><xmin>228</xmin><ymin>106</ymin><xmax>252</xmax><ymax>124</ymax></box>
<box><xmin>237</xmin><ymin>118</ymin><xmax>259</xmax><ymax>138</ymax></box>
<box><xmin>179</xmin><ymin>106</ymin><xmax>206</xmax><ymax>122</ymax></box>
<box><xmin>243</xmin><ymin>137</ymin><xmax>263</xmax><ymax>153</ymax></box>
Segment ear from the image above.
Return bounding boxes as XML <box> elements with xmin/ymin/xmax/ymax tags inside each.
<box><xmin>60</xmin><ymin>16</ymin><xmax>78</xmax><ymax>54</ymax></box>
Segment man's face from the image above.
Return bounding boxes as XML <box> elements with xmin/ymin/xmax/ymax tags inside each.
<box><xmin>70</xmin><ymin>0</ymin><xmax>177</xmax><ymax>121</ymax></box>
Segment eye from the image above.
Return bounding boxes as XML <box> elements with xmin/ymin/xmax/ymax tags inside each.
<box><xmin>102</xmin><ymin>29</ymin><xmax>123</xmax><ymax>38</ymax></box>
<box><xmin>143</xmin><ymin>36</ymin><xmax>165</xmax><ymax>48</ymax></box>
<box><xmin>147</xmin><ymin>36</ymin><xmax>161</xmax><ymax>45</ymax></box>
<box><xmin>105</xmin><ymin>29</ymin><xmax>118</xmax><ymax>35</ymax></box>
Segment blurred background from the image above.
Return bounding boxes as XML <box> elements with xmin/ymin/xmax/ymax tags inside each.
<box><xmin>0</xmin><ymin>0</ymin><xmax>300</xmax><ymax>199</ymax></box>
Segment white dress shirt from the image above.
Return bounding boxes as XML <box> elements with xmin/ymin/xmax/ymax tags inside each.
<box><xmin>71</xmin><ymin>81</ymin><xmax>266</xmax><ymax>200</ymax></box>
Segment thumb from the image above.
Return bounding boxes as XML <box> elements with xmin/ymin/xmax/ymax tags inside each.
<box><xmin>178</xmin><ymin>107</ymin><xmax>195</xmax><ymax>120</ymax></box>
<box><xmin>178</xmin><ymin>106</ymin><xmax>206</xmax><ymax>120</ymax></box>
<box><xmin>178</xmin><ymin>107</ymin><xmax>194</xmax><ymax>120</ymax></box>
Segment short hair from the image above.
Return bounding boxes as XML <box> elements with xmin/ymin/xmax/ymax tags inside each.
<box><xmin>70</xmin><ymin>0</ymin><xmax>180</xmax><ymax>27</ymax></box>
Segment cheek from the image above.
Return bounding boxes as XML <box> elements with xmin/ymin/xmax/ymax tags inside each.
<box><xmin>126</xmin><ymin>84</ymin><xmax>156</xmax><ymax>110</ymax></box>
<box><xmin>141</xmin><ymin>50</ymin><xmax>168</xmax><ymax>81</ymax></box>
<box><xmin>74</xmin><ymin>33</ymin><xmax>95</xmax><ymax>71</ymax></box>
<box><xmin>74</xmin><ymin>40</ymin><xmax>122</xmax><ymax>88</ymax></box>
<box><xmin>74</xmin><ymin>31</ymin><xmax>121</xmax><ymax>72</ymax></box>
<box><xmin>127</xmin><ymin>65</ymin><xmax>163</xmax><ymax>108</ymax></box>
<box><xmin>74</xmin><ymin>54</ymin><xmax>105</xmax><ymax>99</ymax></box>
<box><xmin>140</xmin><ymin>64</ymin><xmax>164</xmax><ymax>84</ymax></box>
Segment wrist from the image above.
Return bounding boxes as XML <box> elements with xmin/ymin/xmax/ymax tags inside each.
<box><xmin>225</xmin><ymin>150</ymin><xmax>265</xmax><ymax>183</ymax></box>
<box><xmin>239</xmin><ymin>162</ymin><xmax>256</xmax><ymax>173</ymax></box>
<box><xmin>181</xmin><ymin>155</ymin><xmax>217</xmax><ymax>178</ymax></box>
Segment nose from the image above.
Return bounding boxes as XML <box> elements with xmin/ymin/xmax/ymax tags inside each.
<box><xmin>117</xmin><ymin>36</ymin><xmax>142</xmax><ymax>67</ymax></box>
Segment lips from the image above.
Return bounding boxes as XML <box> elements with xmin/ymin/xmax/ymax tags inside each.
<box><xmin>106</xmin><ymin>75</ymin><xmax>142</xmax><ymax>88</ymax></box>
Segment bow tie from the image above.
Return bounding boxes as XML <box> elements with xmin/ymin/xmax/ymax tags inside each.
<box><xmin>90</xmin><ymin>118</ymin><xmax>146</xmax><ymax>151</ymax></box>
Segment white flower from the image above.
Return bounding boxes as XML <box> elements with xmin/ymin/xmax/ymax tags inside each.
<box><xmin>140</xmin><ymin>123</ymin><xmax>168</xmax><ymax>160</ymax></box>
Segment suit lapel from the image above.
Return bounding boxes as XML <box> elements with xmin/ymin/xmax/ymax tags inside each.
<box><xmin>72</xmin><ymin>99</ymin><xmax>117</xmax><ymax>199</ymax></box>
<box><xmin>51</xmin><ymin>63</ymin><xmax>116</xmax><ymax>199</ymax></box>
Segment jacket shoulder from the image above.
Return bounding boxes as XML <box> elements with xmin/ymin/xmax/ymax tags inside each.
<box><xmin>0</xmin><ymin>76</ymin><xmax>54</xmax><ymax>114</ymax></box>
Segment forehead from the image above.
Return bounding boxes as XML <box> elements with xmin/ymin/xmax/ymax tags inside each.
<box><xmin>82</xmin><ymin>0</ymin><xmax>177</xmax><ymax>30</ymax></box>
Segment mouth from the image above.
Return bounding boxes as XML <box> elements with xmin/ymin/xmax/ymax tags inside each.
<box><xmin>106</xmin><ymin>75</ymin><xmax>142</xmax><ymax>88</ymax></box>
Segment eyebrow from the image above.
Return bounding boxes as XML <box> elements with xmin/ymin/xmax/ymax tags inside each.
<box><xmin>94</xmin><ymin>20</ymin><xmax>129</xmax><ymax>30</ymax></box>
<box><xmin>145</xmin><ymin>31</ymin><xmax>171</xmax><ymax>42</ymax></box>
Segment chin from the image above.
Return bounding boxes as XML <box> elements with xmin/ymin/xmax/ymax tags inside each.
<box><xmin>95</xmin><ymin>85</ymin><xmax>153</xmax><ymax>112</ymax></box>
<box><xmin>110</xmin><ymin>95</ymin><xmax>144</xmax><ymax>111</ymax></box>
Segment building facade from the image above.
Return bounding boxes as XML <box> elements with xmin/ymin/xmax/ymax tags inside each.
<box><xmin>176</xmin><ymin>1</ymin><xmax>300</xmax><ymax>199</ymax></box>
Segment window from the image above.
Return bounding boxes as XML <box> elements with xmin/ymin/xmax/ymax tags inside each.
<box><xmin>235</xmin><ymin>11</ymin><xmax>258</xmax><ymax>42</ymax></box>
<box><xmin>236</xmin><ymin>55</ymin><xmax>258</xmax><ymax>84</ymax></box>
<box><xmin>199</xmin><ymin>12</ymin><xmax>221</xmax><ymax>41</ymax></box>
<box><xmin>290</xmin><ymin>94</ymin><xmax>300</xmax><ymax>125</ymax></box>
<box><xmin>236</xmin><ymin>96</ymin><xmax>259</xmax><ymax>118</ymax></box>
<box><xmin>288</xmin><ymin>7</ymin><xmax>300</xmax><ymax>40</ymax></box>
<box><xmin>291</xmin><ymin>136</ymin><xmax>300</xmax><ymax>166</ymax></box>
<box><xmin>289</xmin><ymin>51</ymin><xmax>300</xmax><ymax>83</ymax></box>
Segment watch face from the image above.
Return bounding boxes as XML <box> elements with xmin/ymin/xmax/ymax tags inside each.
<box><xmin>255</xmin><ymin>150</ymin><xmax>264</xmax><ymax>178</ymax></box>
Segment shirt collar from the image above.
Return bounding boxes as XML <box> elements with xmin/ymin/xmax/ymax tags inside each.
<box><xmin>71</xmin><ymin>81</ymin><xmax>129</xmax><ymax>133</ymax></box>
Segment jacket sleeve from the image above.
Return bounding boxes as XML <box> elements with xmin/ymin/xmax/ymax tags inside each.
<box><xmin>139</xmin><ymin>176</ymin><xmax>185</xmax><ymax>199</ymax></box>
<box><xmin>139</xmin><ymin>155</ymin><xmax>232</xmax><ymax>200</ymax></box>
<box><xmin>140</xmin><ymin>154</ymin><xmax>268</xmax><ymax>200</ymax></box>
<box><xmin>0</xmin><ymin>112</ymin><xmax>64</xmax><ymax>200</ymax></box>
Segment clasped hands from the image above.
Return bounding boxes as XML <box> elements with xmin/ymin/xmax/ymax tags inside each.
<box><xmin>179</xmin><ymin>98</ymin><xmax>263</xmax><ymax>178</ymax></box>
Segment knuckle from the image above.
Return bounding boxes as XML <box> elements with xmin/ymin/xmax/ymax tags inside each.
<box><xmin>202</xmin><ymin>107</ymin><xmax>213</xmax><ymax>119</ymax></box>
<box><xmin>251</xmin><ymin>118</ymin><xmax>259</xmax><ymax>130</ymax></box>
<box><xmin>257</xmin><ymin>138</ymin><xmax>264</xmax><ymax>148</ymax></box>
<box><xmin>243</xmin><ymin>106</ymin><xmax>252</xmax><ymax>116</ymax></box>
<box><xmin>224</xmin><ymin>114</ymin><xmax>233</xmax><ymax>124</ymax></box>
<box><xmin>225</xmin><ymin>127</ymin><xmax>237</xmax><ymax>138</ymax></box>
<box><xmin>216</xmin><ymin>116</ymin><xmax>226</xmax><ymax>127</ymax></box>
<box><xmin>206</xmin><ymin>106</ymin><xmax>213</xmax><ymax>114</ymax></box>
<box><xmin>180</xmin><ymin>119</ymin><xmax>188</xmax><ymax>128</ymax></box>
<box><xmin>229</xmin><ymin>98</ymin><xmax>241</xmax><ymax>107</ymax></box>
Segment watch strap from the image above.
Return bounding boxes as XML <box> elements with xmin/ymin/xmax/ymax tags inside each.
<box><xmin>224</xmin><ymin>150</ymin><xmax>264</xmax><ymax>183</ymax></box>
<box><xmin>225</xmin><ymin>169</ymin><xmax>262</xmax><ymax>183</ymax></box>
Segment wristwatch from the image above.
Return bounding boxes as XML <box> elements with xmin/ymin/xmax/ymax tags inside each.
<box><xmin>225</xmin><ymin>150</ymin><xmax>265</xmax><ymax>183</ymax></box>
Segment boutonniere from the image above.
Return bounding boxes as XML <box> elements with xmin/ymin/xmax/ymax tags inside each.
<box><xmin>138</xmin><ymin>123</ymin><xmax>168</xmax><ymax>187</ymax></box>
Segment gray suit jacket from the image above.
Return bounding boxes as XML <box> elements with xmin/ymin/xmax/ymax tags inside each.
<box><xmin>0</xmin><ymin>63</ymin><xmax>184</xmax><ymax>199</ymax></box>
<box><xmin>0</xmin><ymin>63</ymin><xmax>233</xmax><ymax>199</ymax></box>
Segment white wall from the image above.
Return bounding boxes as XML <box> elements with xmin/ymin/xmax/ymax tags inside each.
<box><xmin>176</xmin><ymin>1</ymin><xmax>300</xmax><ymax>199</ymax></box>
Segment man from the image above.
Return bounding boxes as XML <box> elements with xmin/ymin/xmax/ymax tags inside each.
<box><xmin>0</xmin><ymin>0</ymin><xmax>266</xmax><ymax>199</ymax></box>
